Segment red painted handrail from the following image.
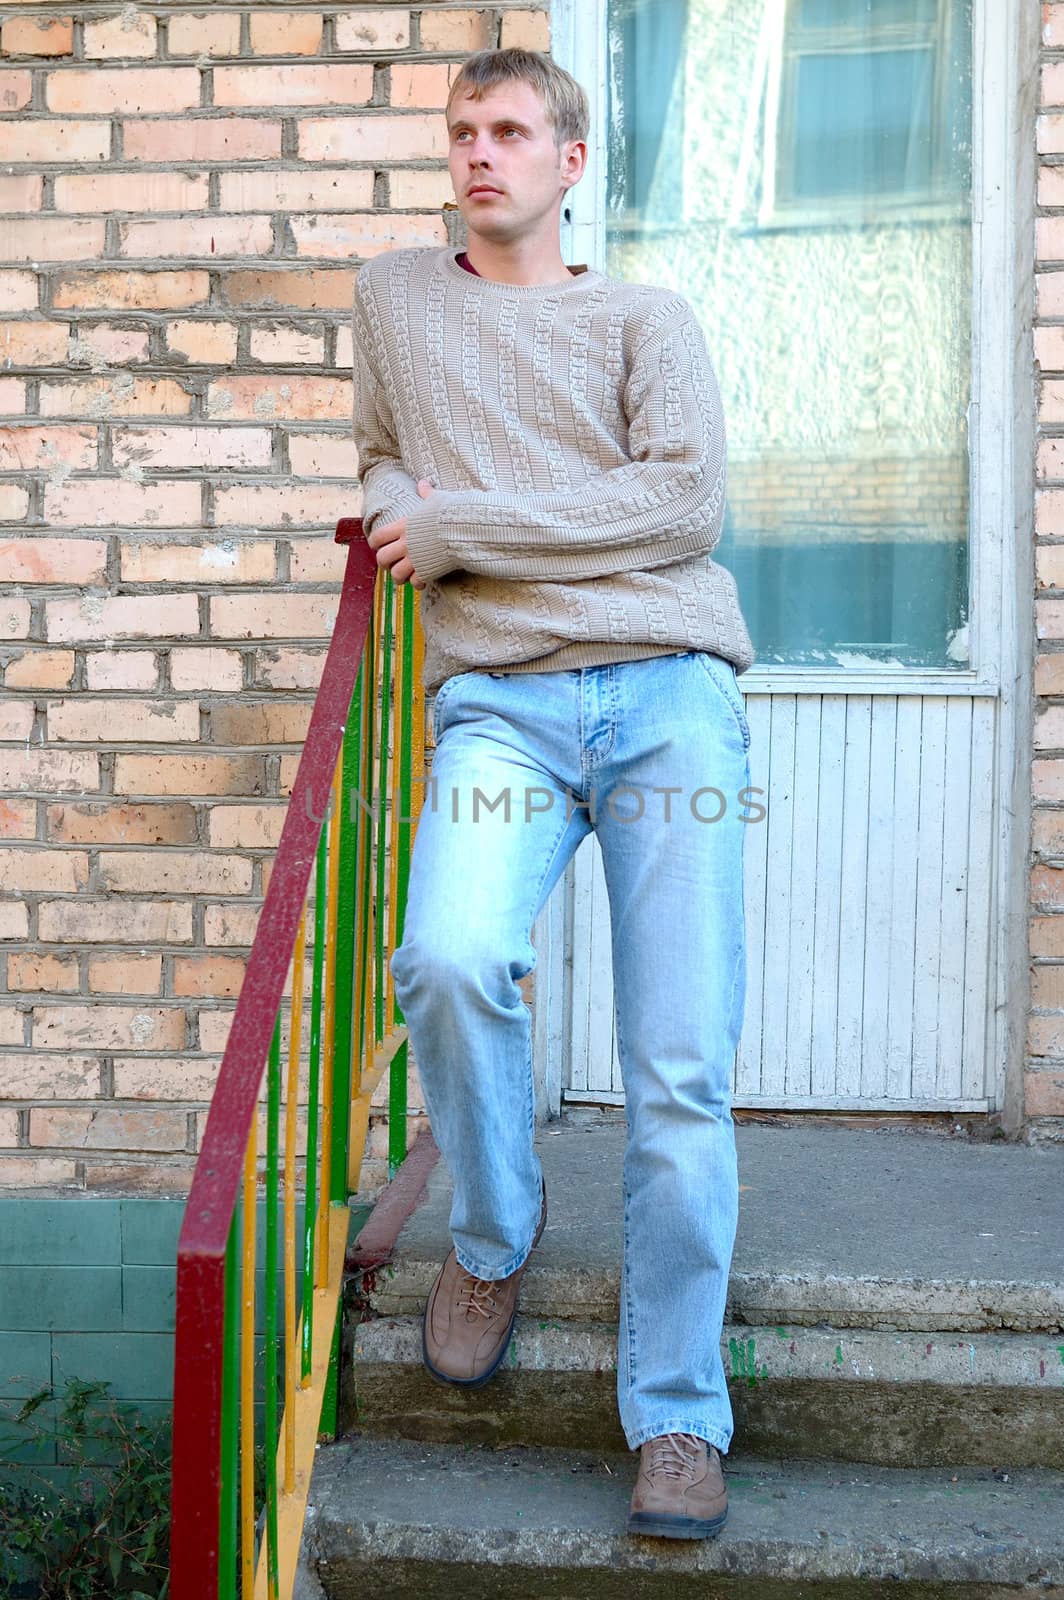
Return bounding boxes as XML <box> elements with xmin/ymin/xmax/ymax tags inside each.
<box><xmin>170</xmin><ymin>522</ymin><xmax>375</xmax><ymax>1597</ymax></box>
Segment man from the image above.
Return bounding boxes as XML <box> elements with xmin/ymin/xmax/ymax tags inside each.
<box><xmin>352</xmin><ymin>46</ymin><xmax>755</xmax><ymax>1541</ymax></box>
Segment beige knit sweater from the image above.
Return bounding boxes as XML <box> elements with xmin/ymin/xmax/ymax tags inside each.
<box><xmin>351</xmin><ymin>246</ymin><xmax>755</xmax><ymax>692</ymax></box>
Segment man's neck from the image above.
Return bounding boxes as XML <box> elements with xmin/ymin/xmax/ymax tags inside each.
<box><xmin>460</xmin><ymin>236</ymin><xmax>575</xmax><ymax>287</ymax></box>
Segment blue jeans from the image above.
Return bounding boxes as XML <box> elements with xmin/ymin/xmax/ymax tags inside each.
<box><xmin>390</xmin><ymin>650</ymin><xmax>751</xmax><ymax>1453</ymax></box>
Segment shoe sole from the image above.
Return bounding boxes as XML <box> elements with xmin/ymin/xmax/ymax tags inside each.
<box><xmin>625</xmin><ymin>1509</ymin><xmax>728</xmax><ymax>1540</ymax></box>
<box><xmin>422</xmin><ymin>1185</ymin><xmax>547</xmax><ymax>1390</ymax></box>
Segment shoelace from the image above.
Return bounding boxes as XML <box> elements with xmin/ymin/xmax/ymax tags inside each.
<box><xmin>645</xmin><ymin>1432</ymin><xmax>704</xmax><ymax>1481</ymax></box>
<box><xmin>456</xmin><ymin>1272</ymin><xmax>501</xmax><ymax>1320</ymax></box>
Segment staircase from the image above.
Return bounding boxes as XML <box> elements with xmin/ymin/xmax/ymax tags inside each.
<box><xmin>298</xmin><ymin>1113</ymin><xmax>1064</xmax><ymax>1596</ymax></box>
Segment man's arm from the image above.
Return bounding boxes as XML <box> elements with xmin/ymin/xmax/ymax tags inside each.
<box><xmin>400</xmin><ymin>303</ymin><xmax>727</xmax><ymax>586</ymax></box>
<box><xmin>351</xmin><ymin>281</ymin><xmax>424</xmax><ymax>538</ymax></box>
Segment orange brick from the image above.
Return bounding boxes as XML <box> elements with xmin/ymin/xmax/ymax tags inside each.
<box><xmin>0</xmin><ymin>175</ymin><xmax>43</xmax><ymax>211</ymax></box>
<box><xmin>5</xmin><ymin>218</ymin><xmax>105</xmax><ymax>261</ymax></box>
<box><xmin>1038</xmin><ymin>217</ymin><xmax>1064</xmax><ymax>263</ymax></box>
<box><xmin>1025</xmin><ymin>1067</ymin><xmax>1064</xmax><ymax>1116</ymax></box>
<box><xmin>0</xmin><ymin>847</ymin><xmax>88</xmax><ymax>893</ymax></box>
<box><xmin>46</xmin><ymin>67</ymin><xmax>199</xmax><ymax>114</ymax></box>
<box><xmin>0</xmin><ymin>120</ymin><xmax>110</xmax><ymax>164</ymax></box>
<box><xmin>46</xmin><ymin>592</ymin><xmax>200</xmax><ymax>643</ymax></box>
<box><xmin>220</xmin><ymin>268</ymin><xmax>356</xmax><ymax>310</ymax></box>
<box><xmin>44</xmin><ymin>478</ymin><xmax>201</xmax><ymax>528</ymax></box>
<box><xmin>287</xmin><ymin>433</ymin><xmax>355</xmax><ymax>476</ymax></box>
<box><xmin>248</xmin><ymin>11</ymin><xmax>324</xmax><ymax>54</ymax></box>
<box><xmin>166</xmin><ymin>11</ymin><xmax>242</xmax><ymax>56</ymax></box>
<box><xmin>0</xmin><ymin>270</ymin><xmax>37</xmax><ymax>311</ymax></box>
<box><xmin>203</xmin><ymin>903</ymin><xmax>261</xmax><ymax>945</ymax></box>
<box><xmin>0</xmin><ymin>749</ymin><xmax>98</xmax><ymax>794</ymax></box>
<box><xmin>0</xmin><ymin>699</ymin><xmax>34</xmax><ymax>739</ymax></box>
<box><xmin>1036</xmin><ymin>329</ymin><xmax>1064</xmax><ymax>374</ymax></box>
<box><xmin>253</xmin><ymin>648</ymin><xmax>326</xmax><ymax>690</ymax></box>
<box><xmin>210</xmin><ymin>701</ymin><xmax>312</xmax><ymax>745</ymax></box>
<box><xmin>291</xmin><ymin>210</ymin><xmax>446</xmax><ymax>257</ymax></box>
<box><xmin>499</xmin><ymin>8</ymin><xmax>549</xmax><ymax>48</ymax></box>
<box><xmin>213</xmin><ymin>483</ymin><xmax>356</xmax><ymax>527</ymax></box>
<box><xmin>1039</xmin><ymin>545</ymin><xmax>1064</xmax><ymax>591</ymax></box>
<box><xmin>198</xmin><ymin>1009</ymin><xmax>234</xmax><ymax>1052</ymax></box>
<box><xmin>98</xmin><ymin>851</ymin><xmax>253</xmax><ymax>895</ymax></box>
<box><xmin>220</xmin><ymin>168</ymin><xmax>374</xmax><ymax>213</ymax></box>
<box><xmin>4</xmin><ymin>649</ymin><xmax>75</xmax><ymax>690</ymax></box>
<box><xmin>1037</xmin><ymin>489</ymin><xmax>1064</xmax><ymax>536</ymax></box>
<box><xmin>0</xmin><ymin>321</ymin><xmax>70</xmax><ymax>366</ymax></box>
<box><xmin>335</xmin><ymin>10</ymin><xmax>410</xmax><ymax>50</ymax></box>
<box><xmin>87</xmin><ymin>952</ymin><xmax>163</xmax><ymax>995</ymax></box>
<box><xmin>84</xmin><ymin>651</ymin><xmax>158</xmax><ymax>691</ymax></box>
<box><xmin>112</xmin><ymin>1055</ymin><xmax>221</xmax><ymax>1098</ymax></box>
<box><xmin>0</xmin><ymin>599</ymin><xmax>31</xmax><ymax>639</ymax></box>
<box><xmin>1038</xmin><ymin>704</ymin><xmax>1064</xmax><ymax>751</ymax></box>
<box><xmin>1041</xmin><ymin>380</ymin><xmax>1064</xmax><ymax>426</ymax></box>
<box><xmin>69</xmin><ymin>325</ymin><xmax>151</xmax><ymax>366</ymax></box>
<box><xmin>0</xmin><ymin>1009</ymin><xmax>26</xmax><ymax>1046</ymax></box>
<box><xmin>1038</xmin><ymin>598</ymin><xmax>1064</xmax><ymax>641</ymax></box>
<box><xmin>0</xmin><ymin>903</ymin><xmax>30</xmax><ymax>941</ymax></box>
<box><xmin>207</xmin><ymin>373</ymin><xmax>351</xmax><ymax>422</ymax></box>
<box><xmin>0</xmin><ymin>426</ymin><xmax>95</xmax><ymax>473</ymax></box>
<box><xmin>1036</xmin><ymin>652</ymin><xmax>1064</xmax><ymax>696</ymax></box>
<box><xmin>83</xmin><ymin>11</ymin><xmax>157</xmax><ymax>57</ymax></box>
<box><xmin>248</xmin><ymin>326</ymin><xmax>324</xmax><ymax>364</ymax></box>
<box><xmin>165</xmin><ymin>320</ymin><xmax>239</xmax><ymax>364</ymax></box>
<box><xmin>54</xmin><ymin>171</ymin><xmax>209</xmax><ymax>213</ymax></box>
<box><xmin>0</xmin><ymin>70</ymin><xmax>31</xmax><ymax>111</ymax></box>
<box><xmin>334</xmin><ymin>325</ymin><xmax>354</xmax><ymax>367</ymax></box>
<box><xmin>38</xmin><ymin>897</ymin><xmax>193</xmax><ymax>943</ymax></box>
<box><xmin>419</xmin><ymin>8</ymin><xmax>494</xmax><ymax>50</ymax></box>
<box><xmin>1031</xmin><ymin>962</ymin><xmax>1064</xmax><ymax>1006</ymax></box>
<box><xmin>214</xmin><ymin>63</ymin><xmax>372</xmax><ymax>107</ymax></box>
<box><xmin>48</xmin><ymin>698</ymin><xmax>200</xmax><ymax>744</ymax></box>
<box><xmin>119</xmin><ymin>216</ymin><xmax>273</xmax><ymax>259</ymax></box>
<box><xmin>1032</xmin><ymin>863</ymin><xmax>1064</xmax><ymax>911</ymax></box>
<box><xmin>1028</xmin><ymin>1012</ymin><xmax>1064</xmax><ymax>1056</ymax></box>
<box><xmin>112</xmin><ymin>426</ymin><xmax>271</xmax><ymax>471</ymax></box>
<box><xmin>0</xmin><ymin>1155</ymin><xmax>79</xmax><ymax>1185</ymax></box>
<box><xmin>0</xmin><ymin>797</ymin><xmax>36</xmax><ymax>838</ymax></box>
<box><xmin>0</xmin><ymin>1109</ymin><xmax>20</xmax><ymax>1145</ymax></box>
<box><xmin>0</xmin><ymin>536</ymin><xmax>106</xmax><ymax>586</ymax></box>
<box><xmin>121</xmin><ymin>540</ymin><xmax>276</xmax><ymax>584</ymax></box>
<box><xmin>123</xmin><ymin>117</ymin><xmax>282</xmax><ymax>163</ymax></box>
<box><xmin>1</xmin><ymin>16</ymin><xmax>74</xmax><ymax>56</ymax></box>
<box><xmin>1039</xmin><ymin>164</ymin><xmax>1064</xmax><ymax>207</ymax></box>
<box><xmin>173</xmin><ymin>953</ymin><xmax>246</xmax><ymax>997</ymax></box>
<box><xmin>1046</xmin><ymin>62</ymin><xmax>1064</xmax><ymax>109</ymax></box>
<box><xmin>81</xmin><ymin>1160</ymin><xmax>194</xmax><ymax>1194</ymax></box>
<box><xmin>289</xmin><ymin>537</ymin><xmax>347</xmax><ymax>582</ymax></box>
<box><xmin>114</xmin><ymin>751</ymin><xmax>264</xmax><ymax>796</ymax></box>
<box><xmin>47</xmin><ymin>801</ymin><xmax>197</xmax><ymax>845</ymax></box>
<box><xmin>169</xmin><ymin>647</ymin><xmax>244</xmax><ymax>690</ymax></box>
<box><xmin>8</xmin><ymin>951</ymin><xmax>79</xmax><ymax>993</ymax></box>
<box><xmin>0</xmin><ymin>382</ymin><xmax>27</xmax><ymax>419</ymax></box>
<box><xmin>52</xmin><ymin>269</ymin><xmax>210</xmax><ymax>311</ymax></box>
<box><xmin>29</xmin><ymin>1104</ymin><xmax>188</xmax><ymax>1149</ymax></box>
<box><xmin>210</xmin><ymin>591</ymin><xmax>339</xmax><ymax>640</ymax></box>
<box><xmin>390</xmin><ymin>63</ymin><xmax>454</xmax><ymax>109</ymax></box>
<box><xmin>207</xmin><ymin>804</ymin><xmax>286</xmax><ymax>848</ymax></box>
<box><xmin>300</xmin><ymin>113</ymin><xmax>446</xmax><ymax>161</ymax></box>
<box><xmin>0</xmin><ymin>1053</ymin><xmax>99</xmax><ymax>1099</ymax></box>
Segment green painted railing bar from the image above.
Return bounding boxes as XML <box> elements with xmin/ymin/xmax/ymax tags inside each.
<box><xmin>264</xmin><ymin>1016</ymin><xmax>281</xmax><ymax>1598</ymax></box>
<box><xmin>388</xmin><ymin>1038</ymin><xmax>409</xmax><ymax>1179</ymax></box>
<box><xmin>330</xmin><ymin>670</ymin><xmax>363</xmax><ymax>1205</ymax></box>
<box><xmin>302</xmin><ymin>821</ymin><xmax>328</xmax><ymax>1382</ymax></box>
<box><xmin>374</xmin><ymin>581</ymin><xmax>395</xmax><ymax>1044</ymax></box>
<box><xmin>318</xmin><ymin>1298</ymin><xmax>343</xmax><ymax>1442</ymax></box>
<box><xmin>219</xmin><ymin>1211</ymin><xmax>239</xmax><ymax>1600</ymax></box>
<box><xmin>392</xmin><ymin>579</ymin><xmax>415</xmax><ymax>1030</ymax></box>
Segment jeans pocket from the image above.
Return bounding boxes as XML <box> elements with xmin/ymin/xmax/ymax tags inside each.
<box><xmin>431</xmin><ymin>673</ymin><xmax>465</xmax><ymax>744</ymax></box>
<box><xmin>691</xmin><ymin>652</ymin><xmax>751</xmax><ymax>752</ymax></box>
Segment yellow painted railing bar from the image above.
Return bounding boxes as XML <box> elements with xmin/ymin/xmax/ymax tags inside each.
<box><xmin>385</xmin><ymin>599</ymin><xmax>403</xmax><ymax>1025</ymax></box>
<box><xmin>240</xmin><ymin>1117</ymin><xmax>257</xmax><ymax>1600</ymax></box>
<box><xmin>283</xmin><ymin>907</ymin><xmax>307</xmax><ymax>1498</ymax></box>
<box><xmin>362</xmin><ymin>616</ymin><xmax>381</xmax><ymax>1084</ymax></box>
<box><xmin>254</xmin><ymin>1202</ymin><xmax>350</xmax><ymax>1600</ymax></box>
<box><xmin>317</xmin><ymin>756</ymin><xmax>343</xmax><ymax>1290</ymax></box>
<box><xmin>347</xmin><ymin>1025</ymin><xmax>409</xmax><ymax>1194</ymax></box>
<box><xmin>351</xmin><ymin>644</ymin><xmax>372</xmax><ymax>1098</ymax></box>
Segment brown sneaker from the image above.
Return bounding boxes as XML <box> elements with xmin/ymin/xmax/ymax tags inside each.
<box><xmin>421</xmin><ymin>1183</ymin><xmax>546</xmax><ymax>1389</ymax></box>
<box><xmin>626</xmin><ymin>1432</ymin><xmax>728</xmax><ymax>1540</ymax></box>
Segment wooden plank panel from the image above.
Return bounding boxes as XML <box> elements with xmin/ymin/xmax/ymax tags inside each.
<box><xmin>935</xmin><ymin>695</ymin><xmax>975</xmax><ymax>1103</ymax></box>
<box><xmin>860</xmin><ymin>697</ymin><xmax>895</xmax><ymax>1100</ymax></box>
<box><xmin>758</xmin><ymin>696</ymin><xmax>797</xmax><ymax>1101</ymax></box>
<box><xmin>736</xmin><ymin>694</ymin><xmax>771</xmax><ymax>1097</ymax></box>
<box><xmin>568</xmin><ymin>838</ymin><xmax>597</xmax><ymax>1094</ymax></box>
<box><xmin>911</xmin><ymin>697</ymin><xmax>948</xmax><ymax>1102</ymax></box>
<box><xmin>810</xmin><ymin>696</ymin><xmax>846</xmax><ymax>1098</ymax></box>
<box><xmin>837</xmin><ymin>697</ymin><xmax>873</xmax><ymax>1096</ymax></box>
<box><xmin>784</xmin><ymin>696</ymin><xmax>822</xmax><ymax>1097</ymax></box>
<box><xmin>962</xmin><ymin>699</ymin><xmax>997</xmax><ymax>1101</ymax></box>
<box><xmin>885</xmin><ymin>699</ymin><xmax>923</xmax><ymax>1100</ymax></box>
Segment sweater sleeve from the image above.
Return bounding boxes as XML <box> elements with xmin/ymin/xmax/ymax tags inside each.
<box><xmin>401</xmin><ymin>304</ymin><xmax>727</xmax><ymax>585</ymax></box>
<box><xmin>351</xmin><ymin>276</ymin><xmax>423</xmax><ymax>537</ymax></box>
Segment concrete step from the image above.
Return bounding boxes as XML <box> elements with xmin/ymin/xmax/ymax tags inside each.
<box><xmin>342</xmin><ymin>1116</ymin><xmax>1064</xmax><ymax>1467</ymax></box>
<box><xmin>303</xmin><ymin>1434</ymin><xmax>1064</xmax><ymax>1598</ymax></box>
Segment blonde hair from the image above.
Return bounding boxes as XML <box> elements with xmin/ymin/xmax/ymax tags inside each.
<box><xmin>445</xmin><ymin>47</ymin><xmax>589</xmax><ymax>148</ymax></box>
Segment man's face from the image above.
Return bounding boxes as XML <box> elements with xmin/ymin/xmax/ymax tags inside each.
<box><xmin>446</xmin><ymin>80</ymin><xmax>585</xmax><ymax>244</ymax></box>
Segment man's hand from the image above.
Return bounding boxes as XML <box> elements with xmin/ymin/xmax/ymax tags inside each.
<box><xmin>366</xmin><ymin>478</ymin><xmax>434</xmax><ymax>590</ymax></box>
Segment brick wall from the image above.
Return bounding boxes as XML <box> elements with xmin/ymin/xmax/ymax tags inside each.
<box><xmin>0</xmin><ymin>2</ymin><xmax>546</xmax><ymax>1191</ymax></box>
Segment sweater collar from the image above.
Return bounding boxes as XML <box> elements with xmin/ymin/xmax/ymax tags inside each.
<box><xmin>438</xmin><ymin>248</ymin><xmax>605</xmax><ymax>297</ymax></box>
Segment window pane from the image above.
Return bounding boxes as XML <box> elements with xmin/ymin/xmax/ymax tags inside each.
<box><xmin>798</xmin><ymin>0</ymin><xmax>937</xmax><ymax>28</ymax></box>
<box><xmin>791</xmin><ymin>48</ymin><xmax>934</xmax><ymax>198</ymax></box>
<box><xmin>604</xmin><ymin>0</ymin><xmax>973</xmax><ymax>669</ymax></box>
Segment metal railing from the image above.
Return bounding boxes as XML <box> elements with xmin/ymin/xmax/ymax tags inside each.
<box><xmin>170</xmin><ymin>522</ymin><xmax>426</xmax><ymax>1599</ymax></box>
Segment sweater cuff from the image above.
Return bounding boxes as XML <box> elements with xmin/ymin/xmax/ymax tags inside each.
<box><xmin>403</xmin><ymin>497</ymin><xmax>460</xmax><ymax>583</ymax></box>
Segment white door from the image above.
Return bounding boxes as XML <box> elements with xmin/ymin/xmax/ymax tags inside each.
<box><xmin>533</xmin><ymin>0</ymin><xmax>1027</xmax><ymax>1115</ymax></box>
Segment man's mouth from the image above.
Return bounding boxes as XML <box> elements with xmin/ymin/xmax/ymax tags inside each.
<box><xmin>468</xmin><ymin>186</ymin><xmax>503</xmax><ymax>197</ymax></box>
